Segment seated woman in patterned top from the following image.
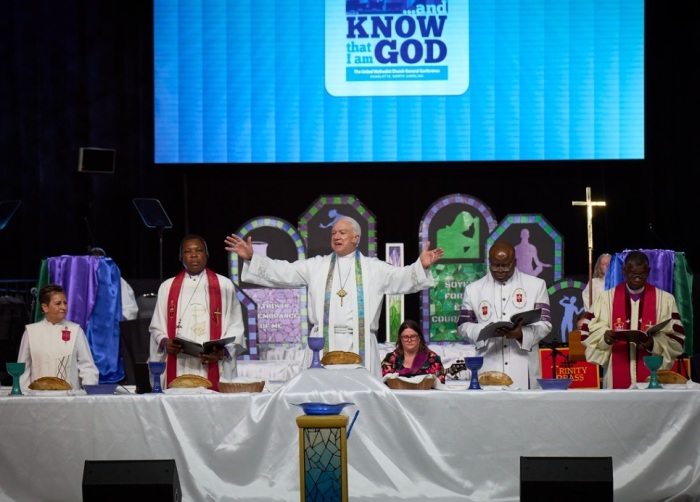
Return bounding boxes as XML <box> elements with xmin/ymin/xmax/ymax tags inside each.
<box><xmin>381</xmin><ymin>319</ymin><xmax>445</xmax><ymax>383</ymax></box>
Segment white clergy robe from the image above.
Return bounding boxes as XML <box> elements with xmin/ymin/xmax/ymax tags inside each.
<box><xmin>149</xmin><ymin>271</ymin><xmax>247</xmax><ymax>386</ymax></box>
<box><xmin>18</xmin><ymin>319</ymin><xmax>100</xmax><ymax>390</ymax></box>
<box><xmin>457</xmin><ymin>269</ymin><xmax>552</xmax><ymax>389</ymax></box>
<box><xmin>242</xmin><ymin>251</ymin><xmax>434</xmax><ymax>378</ymax></box>
<box><xmin>583</xmin><ymin>285</ymin><xmax>684</xmax><ymax>389</ymax></box>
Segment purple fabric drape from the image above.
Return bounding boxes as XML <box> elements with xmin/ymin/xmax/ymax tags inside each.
<box><xmin>605</xmin><ymin>249</ymin><xmax>676</xmax><ymax>294</ymax></box>
<box><xmin>46</xmin><ymin>255</ymin><xmax>125</xmax><ymax>383</ymax></box>
<box><xmin>48</xmin><ymin>256</ymin><xmax>100</xmax><ymax>329</ymax></box>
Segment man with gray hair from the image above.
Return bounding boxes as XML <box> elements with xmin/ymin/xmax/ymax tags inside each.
<box><xmin>225</xmin><ymin>216</ymin><xmax>444</xmax><ymax>378</ymax></box>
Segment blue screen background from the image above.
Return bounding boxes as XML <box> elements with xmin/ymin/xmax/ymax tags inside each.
<box><xmin>154</xmin><ymin>0</ymin><xmax>643</xmax><ymax>163</ymax></box>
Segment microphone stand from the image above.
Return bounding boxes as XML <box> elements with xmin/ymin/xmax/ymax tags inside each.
<box><xmin>157</xmin><ymin>226</ymin><xmax>164</xmax><ymax>283</ymax></box>
<box><xmin>542</xmin><ymin>340</ymin><xmax>569</xmax><ymax>378</ymax></box>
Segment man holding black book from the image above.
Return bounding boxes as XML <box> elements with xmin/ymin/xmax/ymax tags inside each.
<box><xmin>582</xmin><ymin>250</ymin><xmax>685</xmax><ymax>389</ymax></box>
<box><xmin>457</xmin><ymin>240</ymin><xmax>552</xmax><ymax>389</ymax></box>
<box><xmin>149</xmin><ymin>234</ymin><xmax>247</xmax><ymax>391</ymax></box>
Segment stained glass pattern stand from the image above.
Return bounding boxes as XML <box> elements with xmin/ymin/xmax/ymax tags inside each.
<box><xmin>296</xmin><ymin>415</ymin><xmax>348</xmax><ymax>502</ymax></box>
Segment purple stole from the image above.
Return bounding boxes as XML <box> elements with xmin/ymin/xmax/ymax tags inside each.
<box><xmin>398</xmin><ymin>351</ymin><xmax>429</xmax><ymax>377</ymax></box>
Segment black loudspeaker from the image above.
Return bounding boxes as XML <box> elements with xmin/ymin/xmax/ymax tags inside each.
<box><xmin>82</xmin><ymin>459</ymin><xmax>181</xmax><ymax>501</ymax></box>
<box><xmin>520</xmin><ymin>456</ymin><xmax>613</xmax><ymax>502</ymax></box>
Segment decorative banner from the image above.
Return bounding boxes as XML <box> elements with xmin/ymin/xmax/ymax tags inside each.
<box><xmin>298</xmin><ymin>194</ymin><xmax>377</xmax><ymax>258</ymax></box>
<box><xmin>229</xmin><ymin>217</ymin><xmax>308</xmax><ymax>350</ymax></box>
<box><xmin>539</xmin><ymin>347</ymin><xmax>600</xmax><ymax>389</ymax></box>
<box><xmin>385</xmin><ymin>243</ymin><xmax>404</xmax><ymax>343</ymax></box>
<box><xmin>486</xmin><ymin>214</ymin><xmax>564</xmax><ymax>286</ymax></box>
<box><xmin>547</xmin><ymin>279</ymin><xmax>586</xmax><ymax>345</ymax></box>
<box><xmin>420</xmin><ymin>194</ymin><xmax>498</xmax><ymax>341</ymax></box>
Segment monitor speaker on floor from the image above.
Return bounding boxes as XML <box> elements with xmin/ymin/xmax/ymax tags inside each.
<box><xmin>520</xmin><ymin>456</ymin><xmax>613</xmax><ymax>502</ymax></box>
<box><xmin>82</xmin><ymin>459</ymin><xmax>181</xmax><ymax>501</ymax></box>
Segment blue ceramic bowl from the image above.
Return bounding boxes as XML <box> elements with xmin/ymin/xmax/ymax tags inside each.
<box><xmin>537</xmin><ymin>378</ymin><xmax>573</xmax><ymax>390</ymax></box>
<box><xmin>292</xmin><ymin>402</ymin><xmax>354</xmax><ymax>415</ymax></box>
<box><xmin>83</xmin><ymin>384</ymin><xmax>118</xmax><ymax>395</ymax></box>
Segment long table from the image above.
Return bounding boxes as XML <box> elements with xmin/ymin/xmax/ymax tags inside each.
<box><xmin>1</xmin><ymin>369</ymin><xmax>699</xmax><ymax>501</ymax></box>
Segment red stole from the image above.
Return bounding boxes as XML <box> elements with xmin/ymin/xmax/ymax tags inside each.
<box><xmin>166</xmin><ymin>269</ymin><xmax>223</xmax><ymax>391</ymax></box>
<box><xmin>610</xmin><ymin>283</ymin><xmax>657</xmax><ymax>388</ymax></box>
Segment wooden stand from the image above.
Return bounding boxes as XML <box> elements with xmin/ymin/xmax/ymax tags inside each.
<box><xmin>567</xmin><ymin>330</ymin><xmax>586</xmax><ymax>362</ymax></box>
<box><xmin>296</xmin><ymin>414</ymin><xmax>349</xmax><ymax>502</ymax></box>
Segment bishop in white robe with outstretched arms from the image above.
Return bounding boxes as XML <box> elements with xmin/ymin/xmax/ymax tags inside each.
<box><xmin>225</xmin><ymin>216</ymin><xmax>443</xmax><ymax>378</ymax></box>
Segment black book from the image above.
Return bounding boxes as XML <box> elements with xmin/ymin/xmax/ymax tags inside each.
<box><xmin>611</xmin><ymin>318</ymin><xmax>672</xmax><ymax>344</ymax></box>
<box><xmin>173</xmin><ymin>336</ymin><xmax>238</xmax><ymax>358</ymax></box>
<box><xmin>477</xmin><ymin>308</ymin><xmax>542</xmax><ymax>342</ymax></box>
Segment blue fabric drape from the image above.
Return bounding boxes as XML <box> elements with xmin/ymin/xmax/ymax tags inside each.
<box><xmin>87</xmin><ymin>258</ymin><xmax>124</xmax><ymax>383</ymax></box>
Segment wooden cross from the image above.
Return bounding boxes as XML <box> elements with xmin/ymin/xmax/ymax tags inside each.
<box><xmin>572</xmin><ymin>187</ymin><xmax>606</xmax><ymax>307</ymax></box>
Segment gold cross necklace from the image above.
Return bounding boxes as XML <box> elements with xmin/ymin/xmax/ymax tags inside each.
<box><xmin>336</xmin><ymin>257</ymin><xmax>353</xmax><ymax>306</ymax></box>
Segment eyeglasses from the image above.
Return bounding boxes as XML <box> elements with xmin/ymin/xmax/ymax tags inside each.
<box><xmin>400</xmin><ymin>335</ymin><xmax>420</xmax><ymax>342</ymax></box>
<box><xmin>489</xmin><ymin>261</ymin><xmax>515</xmax><ymax>272</ymax></box>
<box><xmin>624</xmin><ymin>269</ymin><xmax>650</xmax><ymax>280</ymax></box>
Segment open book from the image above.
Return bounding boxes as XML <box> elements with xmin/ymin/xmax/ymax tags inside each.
<box><xmin>612</xmin><ymin>318</ymin><xmax>672</xmax><ymax>344</ymax></box>
<box><xmin>173</xmin><ymin>336</ymin><xmax>238</xmax><ymax>358</ymax></box>
<box><xmin>477</xmin><ymin>308</ymin><xmax>541</xmax><ymax>342</ymax></box>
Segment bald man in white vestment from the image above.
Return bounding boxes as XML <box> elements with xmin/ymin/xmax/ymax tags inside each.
<box><xmin>457</xmin><ymin>240</ymin><xmax>552</xmax><ymax>389</ymax></box>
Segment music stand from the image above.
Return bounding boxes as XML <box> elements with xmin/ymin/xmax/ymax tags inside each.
<box><xmin>541</xmin><ymin>340</ymin><xmax>570</xmax><ymax>378</ymax></box>
<box><xmin>0</xmin><ymin>201</ymin><xmax>21</xmax><ymax>231</ymax></box>
<box><xmin>132</xmin><ymin>198</ymin><xmax>173</xmax><ymax>282</ymax></box>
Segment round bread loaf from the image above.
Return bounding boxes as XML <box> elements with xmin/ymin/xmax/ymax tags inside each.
<box><xmin>169</xmin><ymin>374</ymin><xmax>213</xmax><ymax>388</ymax></box>
<box><xmin>646</xmin><ymin>370</ymin><xmax>687</xmax><ymax>384</ymax></box>
<box><xmin>29</xmin><ymin>376</ymin><xmax>72</xmax><ymax>391</ymax></box>
<box><xmin>321</xmin><ymin>351</ymin><xmax>363</xmax><ymax>365</ymax></box>
<box><xmin>478</xmin><ymin>370</ymin><xmax>513</xmax><ymax>386</ymax></box>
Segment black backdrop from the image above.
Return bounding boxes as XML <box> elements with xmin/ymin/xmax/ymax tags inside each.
<box><xmin>1</xmin><ymin>1</ymin><xmax>698</xmax><ymax>348</ymax></box>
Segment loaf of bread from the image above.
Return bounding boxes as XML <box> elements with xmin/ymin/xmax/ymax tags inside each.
<box><xmin>646</xmin><ymin>370</ymin><xmax>687</xmax><ymax>384</ymax></box>
<box><xmin>321</xmin><ymin>351</ymin><xmax>363</xmax><ymax>365</ymax></box>
<box><xmin>478</xmin><ymin>371</ymin><xmax>513</xmax><ymax>386</ymax></box>
<box><xmin>28</xmin><ymin>376</ymin><xmax>72</xmax><ymax>391</ymax></box>
<box><xmin>169</xmin><ymin>374</ymin><xmax>213</xmax><ymax>388</ymax></box>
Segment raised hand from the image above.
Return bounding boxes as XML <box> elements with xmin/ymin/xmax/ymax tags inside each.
<box><xmin>224</xmin><ymin>234</ymin><xmax>254</xmax><ymax>260</ymax></box>
<box><xmin>420</xmin><ymin>241</ymin><xmax>444</xmax><ymax>269</ymax></box>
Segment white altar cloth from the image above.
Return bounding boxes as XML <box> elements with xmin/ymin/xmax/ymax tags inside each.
<box><xmin>1</xmin><ymin>370</ymin><xmax>699</xmax><ymax>501</ymax></box>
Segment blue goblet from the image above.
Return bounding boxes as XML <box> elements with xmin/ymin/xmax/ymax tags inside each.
<box><xmin>148</xmin><ymin>361</ymin><xmax>167</xmax><ymax>393</ymax></box>
<box><xmin>465</xmin><ymin>356</ymin><xmax>484</xmax><ymax>390</ymax></box>
<box><xmin>6</xmin><ymin>362</ymin><xmax>26</xmax><ymax>396</ymax></box>
<box><xmin>307</xmin><ymin>337</ymin><xmax>325</xmax><ymax>369</ymax></box>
